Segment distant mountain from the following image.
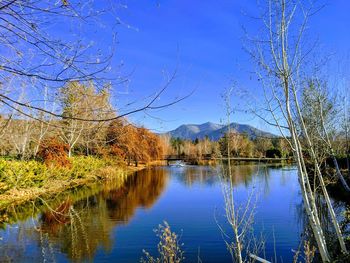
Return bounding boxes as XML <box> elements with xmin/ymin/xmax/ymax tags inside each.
<box><xmin>166</xmin><ymin>122</ymin><xmax>277</xmax><ymax>141</ymax></box>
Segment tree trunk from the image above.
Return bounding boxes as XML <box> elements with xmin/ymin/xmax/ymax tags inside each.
<box><xmin>289</xmin><ymin>121</ymin><xmax>331</xmax><ymax>262</ymax></box>
<box><xmin>284</xmin><ymin>81</ymin><xmax>331</xmax><ymax>262</ymax></box>
<box><xmin>293</xmin><ymin>88</ymin><xmax>348</xmax><ymax>254</ymax></box>
<box><xmin>347</xmin><ymin>150</ymin><xmax>350</xmax><ymax>177</ymax></box>
<box><xmin>331</xmin><ymin>155</ymin><xmax>350</xmax><ymax>192</ymax></box>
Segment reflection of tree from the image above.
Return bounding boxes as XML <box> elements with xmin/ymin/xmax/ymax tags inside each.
<box><xmin>218</xmin><ymin>164</ymin><xmax>259</xmax><ymax>187</ymax></box>
<box><xmin>104</xmin><ymin>168</ymin><xmax>168</xmax><ymax>220</ymax></box>
<box><xmin>174</xmin><ymin>166</ymin><xmax>218</xmax><ymax>186</ymax></box>
<box><xmin>295</xmin><ymin>194</ymin><xmax>349</xmax><ymax>261</ymax></box>
<box><xmin>0</xmin><ymin>168</ymin><xmax>168</xmax><ymax>262</ymax></box>
<box><xmin>173</xmin><ymin>164</ymin><xmax>271</xmax><ymax>189</ymax></box>
<box><xmin>0</xmin><ymin>177</ymin><xmax>128</xmax><ymax>229</ymax></box>
<box><xmin>41</xmin><ymin>168</ymin><xmax>168</xmax><ymax>261</ymax></box>
<box><xmin>0</xmin><ymin>223</ymin><xmax>30</xmax><ymax>262</ymax></box>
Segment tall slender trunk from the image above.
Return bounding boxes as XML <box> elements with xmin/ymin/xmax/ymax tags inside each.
<box><xmin>280</xmin><ymin>24</ymin><xmax>330</xmax><ymax>256</ymax></box>
<box><xmin>346</xmin><ymin>130</ymin><xmax>350</xmax><ymax>177</ymax></box>
<box><xmin>345</xmin><ymin>108</ymin><xmax>350</xmax><ymax>177</ymax></box>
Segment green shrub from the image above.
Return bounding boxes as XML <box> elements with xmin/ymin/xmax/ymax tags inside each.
<box><xmin>0</xmin><ymin>159</ymin><xmax>48</xmax><ymax>192</ymax></box>
<box><xmin>70</xmin><ymin>156</ymin><xmax>106</xmax><ymax>178</ymax></box>
<box><xmin>0</xmin><ymin>156</ymin><xmax>126</xmax><ymax>195</ymax></box>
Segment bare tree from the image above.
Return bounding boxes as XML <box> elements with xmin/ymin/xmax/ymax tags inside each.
<box><xmin>302</xmin><ymin>78</ymin><xmax>350</xmax><ymax>192</ymax></box>
<box><xmin>0</xmin><ymin>1</ymin><xmax>190</xmax><ymax>127</ymax></box>
<box><xmin>246</xmin><ymin>0</ymin><xmax>348</xmax><ymax>261</ymax></box>
<box><xmin>32</xmin><ymin>86</ymin><xmax>57</xmax><ymax>157</ymax></box>
<box><xmin>216</xmin><ymin>87</ymin><xmax>263</xmax><ymax>263</ymax></box>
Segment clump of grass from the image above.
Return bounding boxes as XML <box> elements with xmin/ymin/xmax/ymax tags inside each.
<box><xmin>141</xmin><ymin>221</ymin><xmax>185</xmax><ymax>263</ymax></box>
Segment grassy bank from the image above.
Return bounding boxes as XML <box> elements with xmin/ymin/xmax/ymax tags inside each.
<box><xmin>0</xmin><ymin>156</ymin><xmax>144</xmax><ymax>210</ymax></box>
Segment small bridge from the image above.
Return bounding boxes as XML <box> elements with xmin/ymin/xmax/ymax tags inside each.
<box><xmin>215</xmin><ymin>157</ymin><xmax>292</xmax><ymax>162</ymax></box>
<box><xmin>163</xmin><ymin>155</ymin><xmax>293</xmax><ymax>165</ymax></box>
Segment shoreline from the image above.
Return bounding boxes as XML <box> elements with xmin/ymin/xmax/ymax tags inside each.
<box><xmin>0</xmin><ymin>160</ymin><xmax>148</xmax><ymax>212</ymax></box>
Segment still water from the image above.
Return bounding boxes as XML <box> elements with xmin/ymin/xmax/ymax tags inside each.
<box><xmin>0</xmin><ymin>164</ymin><xmax>305</xmax><ymax>262</ymax></box>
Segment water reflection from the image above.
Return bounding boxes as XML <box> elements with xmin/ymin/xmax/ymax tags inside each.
<box><xmin>170</xmin><ymin>166</ymin><xmax>218</xmax><ymax>186</ymax></box>
<box><xmin>295</xmin><ymin>193</ymin><xmax>350</xmax><ymax>260</ymax></box>
<box><xmin>173</xmin><ymin>164</ymin><xmax>291</xmax><ymax>197</ymax></box>
<box><xmin>0</xmin><ymin>168</ymin><xmax>168</xmax><ymax>262</ymax></box>
<box><xmin>172</xmin><ymin>164</ymin><xmax>262</xmax><ymax>188</ymax></box>
<box><xmin>2</xmin><ymin>164</ymin><xmax>345</xmax><ymax>263</ymax></box>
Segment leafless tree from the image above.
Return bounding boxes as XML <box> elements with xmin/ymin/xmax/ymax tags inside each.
<box><xmin>216</xmin><ymin>87</ymin><xmax>264</xmax><ymax>263</ymax></box>
<box><xmin>246</xmin><ymin>0</ymin><xmax>348</xmax><ymax>261</ymax></box>
<box><xmin>0</xmin><ymin>1</ymin><xmax>189</xmax><ymax>126</ymax></box>
<box><xmin>302</xmin><ymin>78</ymin><xmax>350</xmax><ymax>192</ymax></box>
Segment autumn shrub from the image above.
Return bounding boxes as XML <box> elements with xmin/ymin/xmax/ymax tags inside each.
<box><xmin>109</xmin><ymin>145</ymin><xmax>126</xmax><ymax>159</ymax></box>
<box><xmin>37</xmin><ymin>137</ymin><xmax>71</xmax><ymax>168</ymax></box>
<box><xmin>106</xmin><ymin>121</ymin><xmax>165</xmax><ymax>165</ymax></box>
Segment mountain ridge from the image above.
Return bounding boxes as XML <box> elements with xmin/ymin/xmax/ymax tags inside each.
<box><xmin>165</xmin><ymin>122</ymin><xmax>277</xmax><ymax>141</ymax></box>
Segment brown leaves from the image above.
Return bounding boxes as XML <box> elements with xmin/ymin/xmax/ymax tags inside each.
<box><xmin>37</xmin><ymin>137</ymin><xmax>71</xmax><ymax>168</ymax></box>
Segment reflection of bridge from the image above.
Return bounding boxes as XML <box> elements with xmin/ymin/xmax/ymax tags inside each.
<box><xmin>163</xmin><ymin>155</ymin><xmax>293</xmax><ymax>164</ymax></box>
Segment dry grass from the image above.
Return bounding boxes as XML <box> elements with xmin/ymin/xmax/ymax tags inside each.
<box><xmin>141</xmin><ymin>221</ymin><xmax>185</xmax><ymax>263</ymax></box>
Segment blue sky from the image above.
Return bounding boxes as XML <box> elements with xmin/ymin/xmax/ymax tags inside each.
<box><xmin>93</xmin><ymin>0</ymin><xmax>350</xmax><ymax>133</ymax></box>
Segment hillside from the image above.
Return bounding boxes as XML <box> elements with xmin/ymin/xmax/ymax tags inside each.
<box><xmin>166</xmin><ymin>122</ymin><xmax>276</xmax><ymax>140</ymax></box>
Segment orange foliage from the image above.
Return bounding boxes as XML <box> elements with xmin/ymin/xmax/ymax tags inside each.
<box><xmin>38</xmin><ymin>137</ymin><xmax>71</xmax><ymax>167</ymax></box>
<box><xmin>106</xmin><ymin>121</ymin><xmax>165</xmax><ymax>166</ymax></box>
<box><xmin>41</xmin><ymin>199</ymin><xmax>72</xmax><ymax>235</ymax></box>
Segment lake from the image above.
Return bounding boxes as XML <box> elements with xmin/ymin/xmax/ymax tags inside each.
<box><xmin>0</xmin><ymin>164</ymin><xmax>307</xmax><ymax>262</ymax></box>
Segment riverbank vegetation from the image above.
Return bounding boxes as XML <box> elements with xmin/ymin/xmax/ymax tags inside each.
<box><xmin>0</xmin><ymin>119</ymin><xmax>165</xmax><ymax>209</ymax></box>
<box><xmin>0</xmin><ymin>0</ymin><xmax>170</xmax><ymax>212</ymax></box>
<box><xmin>0</xmin><ymin>156</ymin><xmax>131</xmax><ymax>209</ymax></box>
<box><xmin>0</xmin><ymin>82</ymin><xmax>166</xmax><ymax>208</ymax></box>
<box><xmin>166</xmin><ymin>135</ymin><xmax>293</xmax><ymax>161</ymax></box>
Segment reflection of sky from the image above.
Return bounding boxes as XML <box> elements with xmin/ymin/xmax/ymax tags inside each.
<box><xmin>1</xmin><ymin>165</ymin><xmax>303</xmax><ymax>263</ymax></box>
